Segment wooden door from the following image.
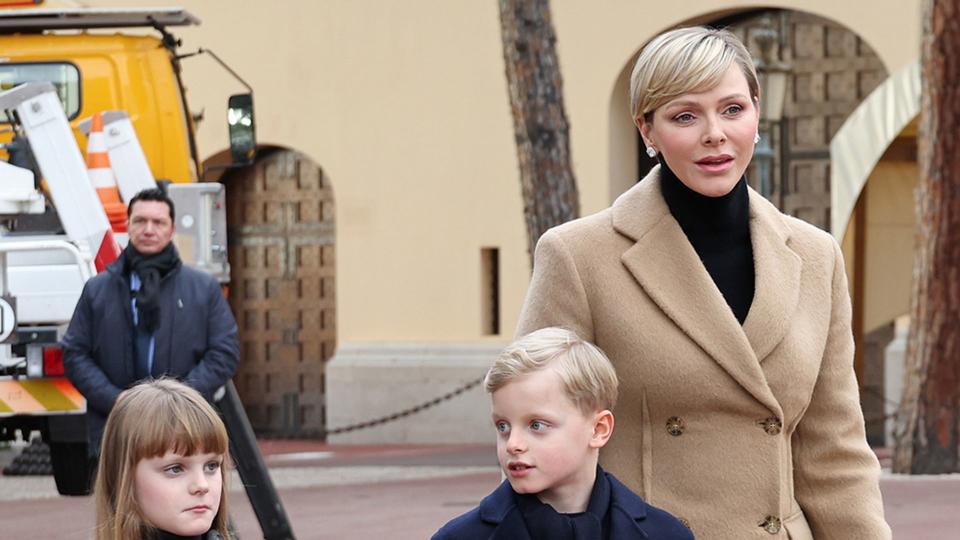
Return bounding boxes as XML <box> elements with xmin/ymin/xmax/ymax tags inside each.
<box><xmin>225</xmin><ymin>150</ymin><xmax>336</xmax><ymax>436</ymax></box>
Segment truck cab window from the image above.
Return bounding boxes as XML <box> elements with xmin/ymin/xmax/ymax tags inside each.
<box><xmin>0</xmin><ymin>62</ymin><xmax>80</xmax><ymax>122</ymax></box>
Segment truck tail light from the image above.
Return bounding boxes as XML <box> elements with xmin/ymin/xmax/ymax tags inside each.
<box><xmin>43</xmin><ymin>347</ymin><xmax>65</xmax><ymax>376</ymax></box>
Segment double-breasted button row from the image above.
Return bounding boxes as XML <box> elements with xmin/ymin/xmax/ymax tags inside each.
<box><xmin>757</xmin><ymin>417</ymin><xmax>783</xmax><ymax>435</ymax></box>
<box><xmin>759</xmin><ymin>515</ymin><xmax>781</xmax><ymax>534</ymax></box>
<box><xmin>666</xmin><ymin>416</ymin><xmax>685</xmax><ymax>436</ymax></box>
<box><xmin>665</xmin><ymin>416</ymin><xmax>782</xmax><ymax>436</ymax></box>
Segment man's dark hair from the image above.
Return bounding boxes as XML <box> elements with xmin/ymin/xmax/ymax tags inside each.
<box><xmin>128</xmin><ymin>188</ymin><xmax>175</xmax><ymax>221</ymax></box>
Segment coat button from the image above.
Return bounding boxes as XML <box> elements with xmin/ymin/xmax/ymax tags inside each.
<box><xmin>758</xmin><ymin>417</ymin><xmax>783</xmax><ymax>435</ymax></box>
<box><xmin>666</xmin><ymin>416</ymin><xmax>685</xmax><ymax>436</ymax></box>
<box><xmin>760</xmin><ymin>515</ymin><xmax>781</xmax><ymax>534</ymax></box>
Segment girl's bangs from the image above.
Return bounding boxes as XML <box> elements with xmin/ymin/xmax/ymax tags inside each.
<box><xmin>133</xmin><ymin>399</ymin><xmax>228</xmax><ymax>460</ymax></box>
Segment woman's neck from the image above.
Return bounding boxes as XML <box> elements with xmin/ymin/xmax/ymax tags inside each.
<box><xmin>659</xmin><ymin>160</ymin><xmax>749</xmax><ymax>238</ymax></box>
<box><xmin>658</xmin><ymin>160</ymin><xmax>755</xmax><ymax>324</ymax></box>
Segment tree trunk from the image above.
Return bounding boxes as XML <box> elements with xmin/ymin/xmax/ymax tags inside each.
<box><xmin>893</xmin><ymin>0</ymin><xmax>960</xmax><ymax>474</ymax></box>
<box><xmin>498</xmin><ymin>0</ymin><xmax>579</xmax><ymax>267</ymax></box>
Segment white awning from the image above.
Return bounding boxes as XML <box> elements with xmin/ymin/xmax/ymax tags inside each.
<box><xmin>830</xmin><ymin>61</ymin><xmax>920</xmax><ymax>239</ymax></box>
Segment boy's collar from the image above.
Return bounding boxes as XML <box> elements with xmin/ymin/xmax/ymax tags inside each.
<box><xmin>478</xmin><ymin>480</ymin><xmax>534</xmax><ymax>540</ymax></box>
<box><xmin>606</xmin><ymin>471</ymin><xmax>654</xmax><ymax>539</ymax></box>
<box><xmin>511</xmin><ymin>464</ymin><xmax>610</xmax><ymax>517</ymax></box>
<box><xmin>585</xmin><ymin>464</ymin><xmax>612</xmax><ymax>520</ymax></box>
<box><xmin>607</xmin><ymin>471</ymin><xmax>648</xmax><ymax>520</ymax></box>
<box><xmin>478</xmin><ymin>479</ymin><xmax>517</xmax><ymax>524</ymax></box>
<box><xmin>511</xmin><ymin>465</ymin><xmax>610</xmax><ymax>540</ymax></box>
<box><xmin>478</xmin><ymin>467</ymin><xmax>652</xmax><ymax>530</ymax></box>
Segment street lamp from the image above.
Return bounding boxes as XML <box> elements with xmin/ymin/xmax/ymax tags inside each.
<box><xmin>752</xmin><ymin>16</ymin><xmax>789</xmax><ymax>198</ymax></box>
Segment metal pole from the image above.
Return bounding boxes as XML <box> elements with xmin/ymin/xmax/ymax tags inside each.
<box><xmin>216</xmin><ymin>381</ymin><xmax>296</xmax><ymax>540</ymax></box>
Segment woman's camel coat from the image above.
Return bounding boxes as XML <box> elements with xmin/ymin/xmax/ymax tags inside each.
<box><xmin>517</xmin><ymin>166</ymin><xmax>890</xmax><ymax>539</ymax></box>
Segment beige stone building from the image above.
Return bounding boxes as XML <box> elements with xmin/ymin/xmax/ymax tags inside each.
<box><xmin>52</xmin><ymin>0</ymin><xmax>922</xmax><ymax>444</ymax></box>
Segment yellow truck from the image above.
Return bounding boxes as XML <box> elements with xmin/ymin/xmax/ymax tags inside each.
<box><xmin>0</xmin><ymin>7</ymin><xmax>255</xmax><ymax>178</ymax></box>
<box><xmin>0</xmin><ymin>7</ymin><xmax>257</xmax><ymax>497</ymax></box>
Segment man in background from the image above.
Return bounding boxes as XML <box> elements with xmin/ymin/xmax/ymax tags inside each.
<box><xmin>63</xmin><ymin>187</ymin><xmax>239</xmax><ymax>462</ymax></box>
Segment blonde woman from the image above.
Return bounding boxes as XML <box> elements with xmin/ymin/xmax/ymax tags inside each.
<box><xmin>517</xmin><ymin>27</ymin><xmax>890</xmax><ymax>539</ymax></box>
<box><xmin>94</xmin><ymin>378</ymin><xmax>230</xmax><ymax>540</ymax></box>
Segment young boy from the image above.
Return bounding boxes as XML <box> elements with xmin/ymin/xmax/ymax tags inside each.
<box><xmin>433</xmin><ymin>327</ymin><xmax>692</xmax><ymax>539</ymax></box>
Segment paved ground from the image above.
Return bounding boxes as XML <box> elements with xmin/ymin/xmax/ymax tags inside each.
<box><xmin>0</xmin><ymin>442</ymin><xmax>957</xmax><ymax>539</ymax></box>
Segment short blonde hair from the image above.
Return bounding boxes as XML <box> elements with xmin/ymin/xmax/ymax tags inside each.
<box><xmin>630</xmin><ymin>26</ymin><xmax>760</xmax><ymax>124</ymax></box>
<box><xmin>485</xmin><ymin>327</ymin><xmax>618</xmax><ymax>415</ymax></box>
<box><xmin>94</xmin><ymin>378</ymin><xmax>231</xmax><ymax>540</ymax></box>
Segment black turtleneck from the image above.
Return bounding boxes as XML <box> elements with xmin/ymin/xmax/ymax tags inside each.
<box><xmin>156</xmin><ymin>530</ymin><xmax>204</xmax><ymax>540</ymax></box>
<box><xmin>660</xmin><ymin>162</ymin><xmax>755</xmax><ymax>324</ymax></box>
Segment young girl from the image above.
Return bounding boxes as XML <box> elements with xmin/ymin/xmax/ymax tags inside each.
<box><xmin>94</xmin><ymin>378</ymin><xmax>231</xmax><ymax>540</ymax></box>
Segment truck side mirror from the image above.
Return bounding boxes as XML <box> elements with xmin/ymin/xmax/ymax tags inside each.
<box><xmin>227</xmin><ymin>93</ymin><xmax>255</xmax><ymax>166</ymax></box>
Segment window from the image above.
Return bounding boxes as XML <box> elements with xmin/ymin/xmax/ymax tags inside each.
<box><xmin>0</xmin><ymin>62</ymin><xmax>81</xmax><ymax>122</ymax></box>
<box><xmin>481</xmin><ymin>247</ymin><xmax>500</xmax><ymax>335</ymax></box>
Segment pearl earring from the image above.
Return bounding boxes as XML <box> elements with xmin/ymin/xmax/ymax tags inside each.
<box><xmin>646</xmin><ymin>147</ymin><xmax>657</xmax><ymax>158</ymax></box>
<box><xmin>754</xmin><ymin>132</ymin><xmax>761</xmax><ymax>144</ymax></box>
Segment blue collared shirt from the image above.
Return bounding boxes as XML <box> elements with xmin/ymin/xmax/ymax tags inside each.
<box><xmin>130</xmin><ymin>271</ymin><xmax>155</xmax><ymax>374</ymax></box>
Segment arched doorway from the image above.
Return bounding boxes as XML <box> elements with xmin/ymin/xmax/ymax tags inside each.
<box><xmin>220</xmin><ymin>149</ymin><xmax>336</xmax><ymax>437</ymax></box>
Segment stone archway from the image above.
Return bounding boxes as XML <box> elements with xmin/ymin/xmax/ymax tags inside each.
<box><xmin>220</xmin><ymin>149</ymin><xmax>336</xmax><ymax>437</ymax></box>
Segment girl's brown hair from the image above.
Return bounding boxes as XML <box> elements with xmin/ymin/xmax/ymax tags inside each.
<box><xmin>94</xmin><ymin>378</ymin><xmax>230</xmax><ymax>540</ymax></box>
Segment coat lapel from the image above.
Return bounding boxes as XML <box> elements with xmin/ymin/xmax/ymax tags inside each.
<box><xmin>111</xmin><ymin>270</ymin><xmax>135</xmax><ymax>383</ymax></box>
<box><xmin>489</xmin><ymin>512</ymin><xmax>533</xmax><ymax>540</ymax></box>
<box><xmin>481</xmin><ymin>481</ymin><xmax>533</xmax><ymax>540</ymax></box>
<box><xmin>606</xmin><ymin>473</ymin><xmax>650</xmax><ymax>539</ymax></box>
<box><xmin>742</xmin><ymin>191</ymin><xmax>802</xmax><ymax>363</ymax></box>
<box><xmin>612</xmin><ymin>167</ymin><xmax>784</xmax><ymax>416</ymax></box>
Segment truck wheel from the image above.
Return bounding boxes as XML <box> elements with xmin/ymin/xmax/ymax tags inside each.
<box><xmin>49</xmin><ymin>442</ymin><xmax>92</xmax><ymax>496</ymax></box>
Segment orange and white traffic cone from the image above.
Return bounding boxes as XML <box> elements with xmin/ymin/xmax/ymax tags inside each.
<box><xmin>86</xmin><ymin>112</ymin><xmax>128</xmax><ymax>233</ymax></box>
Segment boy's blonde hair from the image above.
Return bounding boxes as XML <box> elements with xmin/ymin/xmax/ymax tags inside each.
<box><xmin>485</xmin><ymin>327</ymin><xmax>618</xmax><ymax>415</ymax></box>
<box><xmin>94</xmin><ymin>378</ymin><xmax>230</xmax><ymax>540</ymax></box>
<box><xmin>630</xmin><ymin>26</ymin><xmax>760</xmax><ymax>124</ymax></box>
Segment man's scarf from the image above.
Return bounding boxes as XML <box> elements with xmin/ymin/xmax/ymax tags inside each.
<box><xmin>123</xmin><ymin>243</ymin><xmax>181</xmax><ymax>333</ymax></box>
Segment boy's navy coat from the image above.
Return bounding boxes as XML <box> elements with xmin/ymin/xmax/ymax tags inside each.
<box><xmin>432</xmin><ymin>471</ymin><xmax>693</xmax><ymax>539</ymax></box>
